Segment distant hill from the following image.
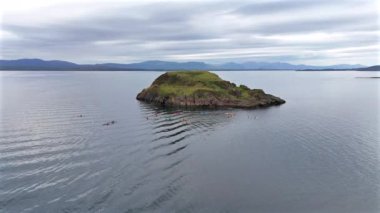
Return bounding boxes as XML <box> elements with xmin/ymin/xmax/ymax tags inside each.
<box><xmin>0</xmin><ymin>58</ymin><xmax>368</xmax><ymax>71</ymax></box>
<box><xmin>213</xmin><ymin>62</ymin><xmax>363</xmax><ymax>70</ymax></box>
<box><xmin>356</xmin><ymin>65</ymin><xmax>380</xmax><ymax>71</ymax></box>
<box><xmin>0</xmin><ymin>59</ymin><xmax>79</xmax><ymax>70</ymax></box>
<box><xmin>298</xmin><ymin>65</ymin><xmax>380</xmax><ymax>71</ymax></box>
<box><xmin>101</xmin><ymin>60</ymin><xmax>214</xmax><ymax>70</ymax></box>
<box><xmin>0</xmin><ymin>59</ymin><xmax>139</xmax><ymax>71</ymax></box>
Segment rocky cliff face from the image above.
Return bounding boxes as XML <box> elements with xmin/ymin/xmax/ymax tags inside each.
<box><xmin>136</xmin><ymin>71</ymin><xmax>285</xmax><ymax>109</ymax></box>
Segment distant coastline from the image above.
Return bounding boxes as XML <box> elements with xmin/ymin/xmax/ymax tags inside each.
<box><xmin>297</xmin><ymin>65</ymin><xmax>380</xmax><ymax>72</ymax></box>
<box><xmin>1</xmin><ymin>58</ymin><xmax>377</xmax><ymax>71</ymax></box>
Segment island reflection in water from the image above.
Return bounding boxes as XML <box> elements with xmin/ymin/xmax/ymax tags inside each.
<box><xmin>139</xmin><ymin>102</ymin><xmax>235</xmax><ymax>155</ymax></box>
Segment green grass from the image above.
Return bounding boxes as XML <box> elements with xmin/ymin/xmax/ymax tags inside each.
<box><xmin>148</xmin><ymin>71</ymin><xmax>260</xmax><ymax>100</ymax></box>
<box><xmin>168</xmin><ymin>71</ymin><xmax>221</xmax><ymax>81</ymax></box>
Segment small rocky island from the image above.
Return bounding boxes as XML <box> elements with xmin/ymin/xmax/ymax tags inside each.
<box><xmin>136</xmin><ymin>71</ymin><xmax>285</xmax><ymax>108</ymax></box>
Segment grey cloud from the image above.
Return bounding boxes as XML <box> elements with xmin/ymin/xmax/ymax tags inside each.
<box><xmin>3</xmin><ymin>2</ymin><xmax>218</xmax><ymax>44</ymax></box>
<box><xmin>232</xmin><ymin>0</ymin><xmax>374</xmax><ymax>16</ymax></box>
<box><xmin>1</xmin><ymin>0</ymin><xmax>378</xmax><ymax>65</ymax></box>
<box><xmin>234</xmin><ymin>0</ymin><xmax>329</xmax><ymax>15</ymax></box>
<box><xmin>248</xmin><ymin>14</ymin><xmax>377</xmax><ymax>35</ymax></box>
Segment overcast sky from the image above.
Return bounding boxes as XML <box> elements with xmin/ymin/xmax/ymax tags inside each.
<box><xmin>0</xmin><ymin>0</ymin><xmax>379</xmax><ymax>65</ymax></box>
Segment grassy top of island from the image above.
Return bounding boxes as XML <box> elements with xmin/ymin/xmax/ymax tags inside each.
<box><xmin>137</xmin><ymin>71</ymin><xmax>285</xmax><ymax>108</ymax></box>
<box><xmin>151</xmin><ymin>71</ymin><xmax>261</xmax><ymax>99</ymax></box>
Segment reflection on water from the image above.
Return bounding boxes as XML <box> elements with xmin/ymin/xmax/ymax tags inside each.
<box><xmin>0</xmin><ymin>71</ymin><xmax>379</xmax><ymax>213</ymax></box>
<box><xmin>0</xmin><ymin>87</ymin><xmax>236</xmax><ymax>212</ymax></box>
<box><xmin>138</xmin><ymin>103</ymin><xmax>233</xmax><ymax>176</ymax></box>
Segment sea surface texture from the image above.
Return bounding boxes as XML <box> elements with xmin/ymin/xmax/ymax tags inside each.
<box><xmin>0</xmin><ymin>71</ymin><xmax>379</xmax><ymax>212</ymax></box>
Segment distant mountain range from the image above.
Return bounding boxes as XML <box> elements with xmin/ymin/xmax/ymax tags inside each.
<box><xmin>0</xmin><ymin>58</ymin><xmax>376</xmax><ymax>71</ymax></box>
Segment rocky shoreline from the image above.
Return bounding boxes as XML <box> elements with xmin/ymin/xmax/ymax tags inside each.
<box><xmin>136</xmin><ymin>71</ymin><xmax>285</xmax><ymax>109</ymax></box>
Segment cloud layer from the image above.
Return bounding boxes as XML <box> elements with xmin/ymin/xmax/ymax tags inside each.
<box><xmin>1</xmin><ymin>0</ymin><xmax>379</xmax><ymax>65</ymax></box>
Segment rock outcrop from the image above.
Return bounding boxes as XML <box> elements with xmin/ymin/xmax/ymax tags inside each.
<box><xmin>136</xmin><ymin>71</ymin><xmax>285</xmax><ymax>108</ymax></box>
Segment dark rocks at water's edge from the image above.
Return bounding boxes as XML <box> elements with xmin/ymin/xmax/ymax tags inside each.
<box><xmin>136</xmin><ymin>71</ymin><xmax>285</xmax><ymax>109</ymax></box>
<box><xmin>137</xmin><ymin>92</ymin><xmax>285</xmax><ymax>108</ymax></box>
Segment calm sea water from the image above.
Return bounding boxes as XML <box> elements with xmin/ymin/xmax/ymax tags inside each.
<box><xmin>0</xmin><ymin>71</ymin><xmax>379</xmax><ymax>213</ymax></box>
